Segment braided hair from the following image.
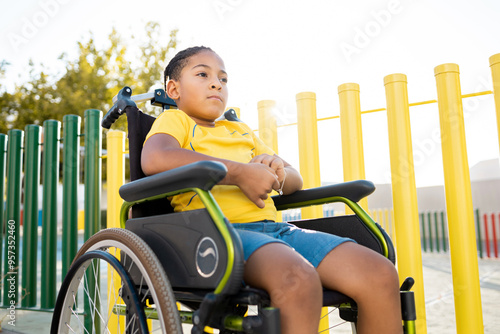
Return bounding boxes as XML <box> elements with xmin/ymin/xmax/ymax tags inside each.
<box><xmin>164</xmin><ymin>46</ymin><xmax>214</xmax><ymax>89</ymax></box>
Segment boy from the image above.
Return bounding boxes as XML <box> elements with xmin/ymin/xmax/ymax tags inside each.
<box><xmin>141</xmin><ymin>46</ymin><xmax>403</xmax><ymax>334</ymax></box>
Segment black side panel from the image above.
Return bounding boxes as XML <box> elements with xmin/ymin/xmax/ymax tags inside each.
<box><xmin>126</xmin><ymin>209</ymin><xmax>228</xmax><ymax>289</ymax></box>
<box><xmin>292</xmin><ymin>215</ymin><xmax>385</xmax><ymax>257</ymax></box>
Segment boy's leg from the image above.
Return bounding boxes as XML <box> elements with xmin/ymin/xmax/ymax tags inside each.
<box><xmin>243</xmin><ymin>243</ymin><xmax>323</xmax><ymax>334</ymax></box>
<box><xmin>316</xmin><ymin>242</ymin><xmax>403</xmax><ymax>334</ymax></box>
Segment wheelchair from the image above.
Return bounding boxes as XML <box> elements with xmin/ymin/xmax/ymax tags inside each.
<box><xmin>51</xmin><ymin>86</ymin><xmax>416</xmax><ymax>333</ymax></box>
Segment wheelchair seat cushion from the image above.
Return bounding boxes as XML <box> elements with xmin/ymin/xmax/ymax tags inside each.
<box><xmin>233</xmin><ymin>221</ymin><xmax>355</xmax><ymax>267</ymax></box>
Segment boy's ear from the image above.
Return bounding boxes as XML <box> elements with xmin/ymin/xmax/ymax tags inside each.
<box><xmin>166</xmin><ymin>79</ymin><xmax>180</xmax><ymax>100</ymax></box>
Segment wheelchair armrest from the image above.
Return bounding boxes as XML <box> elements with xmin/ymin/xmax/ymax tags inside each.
<box><xmin>119</xmin><ymin>161</ymin><xmax>227</xmax><ymax>202</ymax></box>
<box><xmin>272</xmin><ymin>180</ymin><xmax>375</xmax><ymax>210</ymax></box>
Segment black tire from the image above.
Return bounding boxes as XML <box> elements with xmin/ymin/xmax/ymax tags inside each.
<box><xmin>51</xmin><ymin>250</ymin><xmax>149</xmax><ymax>333</ymax></box>
<box><xmin>53</xmin><ymin>228</ymin><xmax>182</xmax><ymax>333</ymax></box>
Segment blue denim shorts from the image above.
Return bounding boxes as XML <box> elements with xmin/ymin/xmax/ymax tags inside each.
<box><xmin>233</xmin><ymin>222</ymin><xmax>355</xmax><ymax>268</ymax></box>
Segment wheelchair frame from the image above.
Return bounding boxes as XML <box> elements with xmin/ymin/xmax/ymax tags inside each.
<box><xmin>51</xmin><ymin>86</ymin><xmax>417</xmax><ymax>334</ymax></box>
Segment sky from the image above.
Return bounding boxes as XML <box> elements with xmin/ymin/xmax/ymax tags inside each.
<box><xmin>1</xmin><ymin>0</ymin><xmax>500</xmax><ymax>187</ymax></box>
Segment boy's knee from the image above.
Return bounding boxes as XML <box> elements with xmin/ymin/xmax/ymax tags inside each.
<box><xmin>374</xmin><ymin>259</ymin><xmax>400</xmax><ymax>291</ymax></box>
<box><xmin>271</xmin><ymin>262</ymin><xmax>322</xmax><ymax>305</ymax></box>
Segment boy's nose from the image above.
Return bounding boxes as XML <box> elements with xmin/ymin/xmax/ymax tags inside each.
<box><xmin>211</xmin><ymin>80</ymin><xmax>222</xmax><ymax>90</ymax></box>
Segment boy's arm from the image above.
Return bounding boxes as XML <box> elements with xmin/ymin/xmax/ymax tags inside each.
<box><xmin>281</xmin><ymin>164</ymin><xmax>303</xmax><ymax>195</ymax></box>
<box><xmin>141</xmin><ymin>133</ymin><xmax>280</xmax><ymax>208</ymax></box>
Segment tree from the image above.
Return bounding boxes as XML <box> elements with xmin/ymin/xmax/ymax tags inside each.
<box><xmin>0</xmin><ymin>22</ymin><xmax>178</xmax><ymax>133</ymax></box>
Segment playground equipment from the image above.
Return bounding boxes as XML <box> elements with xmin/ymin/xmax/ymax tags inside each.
<box><xmin>0</xmin><ymin>53</ymin><xmax>499</xmax><ymax>333</ymax></box>
<box><xmin>50</xmin><ymin>86</ymin><xmax>416</xmax><ymax>333</ymax></box>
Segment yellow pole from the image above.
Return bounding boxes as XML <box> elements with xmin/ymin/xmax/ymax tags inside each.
<box><xmin>296</xmin><ymin>92</ymin><xmax>327</xmax><ymax>332</ymax></box>
<box><xmin>338</xmin><ymin>83</ymin><xmax>368</xmax><ymax>211</ymax></box>
<box><xmin>106</xmin><ymin>130</ymin><xmax>125</xmax><ymax>228</ymax></box>
<box><xmin>384</xmin><ymin>73</ymin><xmax>427</xmax><ymax>334</ymax></box>
<box><xmin>489</xmin><ymin>53</ymin><xmax>500</xmax><ymax>155</ymax></box>
<box><xmin>106</xmin><ymin>130</ymin><xmax>126</xmax><ymax>332</ymax></box>
<box><xmin>434</xmin><ymin>63</ymin><xmax>483</xmax><ymax>334</ymax></box>
<box><xmin>296</xmin><ymin>92</ymin><xmax>322</xmax><ymax>219</ymax></box>
<box><xmin>257</xmin><ymin>100</ymin><xmax>282</xmax><ymax>222</ymax></box>
<box><xmin>257</xmin><ymin>100</ymin><xmax>279</xmax><ymax>153</ymax></box>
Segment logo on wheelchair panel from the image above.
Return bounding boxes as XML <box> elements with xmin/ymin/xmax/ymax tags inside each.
<box><xmin>195</xmin><ymin>237</ymin><xmax>219</xmax><ymax>278</ymax></box>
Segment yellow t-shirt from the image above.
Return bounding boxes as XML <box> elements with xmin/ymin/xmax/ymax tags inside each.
<box><xmin>144</xmin><ymin>109</ymin><xmax>277</xmax><ymax>223</ymax></box>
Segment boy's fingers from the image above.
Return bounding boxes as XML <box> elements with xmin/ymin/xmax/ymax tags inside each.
<box><xmin>254</xmin><ymin>198</ymin><xmax>265</xmax><ymax>209</ymax></box>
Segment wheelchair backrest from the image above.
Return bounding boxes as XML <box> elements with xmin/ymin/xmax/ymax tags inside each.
<box><xmin>125</xmin><ymin>106</ymin><xmax>176</xmax><ymax>218</ymax></box>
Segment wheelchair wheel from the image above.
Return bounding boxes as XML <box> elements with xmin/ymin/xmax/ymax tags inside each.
<box><xmin>51</xmin><ymin>250</ymin><xmax>149</xmax><ymax>333</ymax></box>
<box><xmin>53</xmin><ymin>228</ymin><xmax>182</xmax><ymax>333</ymax></box>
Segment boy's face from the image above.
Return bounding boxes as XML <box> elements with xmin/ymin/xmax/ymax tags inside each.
<box><xmin>167</xmin><ymin>50</ymin><xmax>228</xmax><ymax>127</ymax></box>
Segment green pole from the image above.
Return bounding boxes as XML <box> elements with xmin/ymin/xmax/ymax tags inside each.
<box><xmin>21</xmin><ymin>125</ymin><xmax>41</xmax><ymax>307</ymax></box>
<box><xmin>427</xmin><ymin>212</ymin><xmax>433</xmax><ymax>252</ymax></box>
<box><xmin>41</xmin><ymin>120</ymin><xmax>61</xmax><ymax>309</ymax></box>
<box><xmin>420</xmin><ymin>212</ymin><xmax>427</xmax><ymax>252</ymax></box>
<box><xmin>84</xmin><ymin>109</ymin><xmax>101</xmax><ymax>240</ymax></box>
<box><xmin>434</xmin><ymin>211</ymin><xmax>440</xmax><ymax>253</ymax></box>
<box><xmin>0</xmin><ymin>133</ymin><xmax>7</xmax><ymax>302</ymax></box>
<box><xmin>84</xmin><ymin>109</ymin><xmax>102</xmax><ymax>332</ymax></box>
<box><xmin>441</xmin><ymin>211</ymin><xmax>447</xmax><ymax>252</ymax></box>
<box><xmin>475</xmin><ymin>209</ymin><xmax>483</xmax><ymax>259</ymax></box>
<box><xmin>2</xmin><ymin>129</ymin><xmax>23</xmax><ymax>306</ymax></box>
<box><xmin>62</xmin><ymin>115</ymin><xmax>81</xmax><ymax>279</ymax></box>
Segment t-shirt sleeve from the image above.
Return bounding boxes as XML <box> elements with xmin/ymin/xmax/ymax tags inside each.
<box><xmin>144</xmin><ymin>110</ymin><xmax>191</xmax><ymax>148</ymax></box>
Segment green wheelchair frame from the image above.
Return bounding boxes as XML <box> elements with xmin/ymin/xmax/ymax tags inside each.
<box><xmin>51</xmin><ymin>86</ymin><xmax>416</xmax><ymax>334</ymax></box>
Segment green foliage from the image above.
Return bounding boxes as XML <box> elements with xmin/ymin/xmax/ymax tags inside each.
<box><xmin>0</xmin><ymin>22</ymin><xmax>177</xmax><ymax>181</ymax></box>
<box><xmin>0</xmin><ymin>22</ymin><xmax>178</xmax><ymax>133</ymax></box>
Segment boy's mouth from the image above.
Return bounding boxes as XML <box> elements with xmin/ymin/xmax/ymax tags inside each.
<box><xmin>208</xmin><ymin>95</ymin><xmax>223</xmax><ymax>102</ymax></box>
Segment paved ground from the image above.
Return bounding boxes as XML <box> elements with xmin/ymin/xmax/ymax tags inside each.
<box><xmin>1</xmin><ymin>252</ymin><xmax>498</xmax><ymax>333</ymax></box>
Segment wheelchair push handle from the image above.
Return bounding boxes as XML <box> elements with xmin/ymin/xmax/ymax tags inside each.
<box><xmin>102</xmin><ymin>86</ymin><xmax>136</xmax><ymax>129</ymax></box>
<box><xmin>103</xmin><ymin>86</ymin><xmax>178</xmax><ymax>129</ymax></box>
<box><xmin>400</xmin><ymin>277</ymin><xmax>415</xmax><ymax>291</ymax></box>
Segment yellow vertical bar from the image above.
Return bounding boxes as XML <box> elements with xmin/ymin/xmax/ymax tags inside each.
<box><xmin>257</xmin><ymin>100</ymin><xmax>282</xmax><ymax>222</ymax></box>
<box><xmin>383</xmin><ymin>208</ymin><xmax>389</xmax><ymax>232</ymax></box>
<box><xmin>296</xmin><ymin>92</ymin><xmax>323</xmax><ymax>219</ymax></box>
<box><xmin>295</xmin><ymin>92</ymin><xmax>327</xmax><ymax>331</ymax></box>
<box><xmin>390</xmin><ymin>208</ymin><xmax>396</xmax><ymax>245</ymax></box>
<box><xmin>257</xmin><ymin>100</ymin><xmax>278</xmax><ymax>152</ymax></box>
<box><xmin>384</xmin><ymin>73</ymin><xmax>427</xmax><ymax>334</ymax></box>
<box><xmin>106</xmin><ymin>130</ymin><xmax>125</xmax><ymax>228</ymax></box>
<box><xmin>338</xmin><ymin>83</ymin><xmax>368</xmax><ymax>211</ymax></box>
<box><xmin>434</xmin><ymin>63</ymin><xmax>483</xmax><ymax>334</ymax></box>
<box><xmin>489</xmin><ymin>53</ymin><xmax>500</xmax><ymax>154</ymax></box>
<box><xmin>106</xmin><ymin>130</ymin><xmax>126</xmax><ymax>332</ymax></box>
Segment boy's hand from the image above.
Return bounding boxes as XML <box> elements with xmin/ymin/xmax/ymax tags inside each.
<box><xmin>233</xmin><ymin>162</ymin><xmax>280</xmax><ymax>209</ymax></box>
<box><xmin>250</xmin><ymin>154</ymin><xmax>285</xmax><ymax>191</ymax></box>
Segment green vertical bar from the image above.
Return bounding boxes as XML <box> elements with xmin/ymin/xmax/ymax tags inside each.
<box><xmin>420</xmin><ymin>212</ymin><xmax>427</xmax><ymax>252</ymax></box>
<box><xmin>0</xmin><ymin>133</ymin><xmax>7</xmax><ymax>302</ymax></box>
<box><xmin>441</xmin><ymin>211</ymin><xmax>447</xmax><ymax>252</ymax></box>
<box><xmin>2</xmin><ymin>129</ymin><xmax>23</xmax><ymax>306</ymax></box>
<box><xmin>475</xmin><ymin>209</ymin><xmax>483</xmax><ymax>259</ymax></box>
<box><xmin>427</xmin><ymin>212</ymin><xmax>433</xmax><ymax>252</ymax></box>
<box><xmin>21</xmin><ymin>125</ymin><xmax>41</xmax><ymax>307</ymax></box>
<box><xmin>62</xmin><ymin>115</ymin><xmax>81</xmax><ymax>279</ymax></box>
<box><xmin>83</xmin><ymin>109</ymin><xmax>102</xmax><ymax>332</ymax></box>
<box><xmin>84</xmin><ymin>109</ymin><xmax>102</xmax><ymax>240</ymax></box>
<box><xmin>434</xmin><ymin>211</ymin><xmax>440</xmax><ymax>253</ymax></box>
<box><xmin>41</xmin><ymin>120</ymin><xmax>61</xmax><ymax>309</ymax></box>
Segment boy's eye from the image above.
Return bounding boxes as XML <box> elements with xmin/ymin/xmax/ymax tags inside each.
<box><xmin>197</xmin><ymin>72</ymin><xmax>207</xmax><ymax>77</ymax></box>
<box><xmin>220</xmin><ymin>77</ymin><xmax>228</xmax><ymax>83</ymax></box>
